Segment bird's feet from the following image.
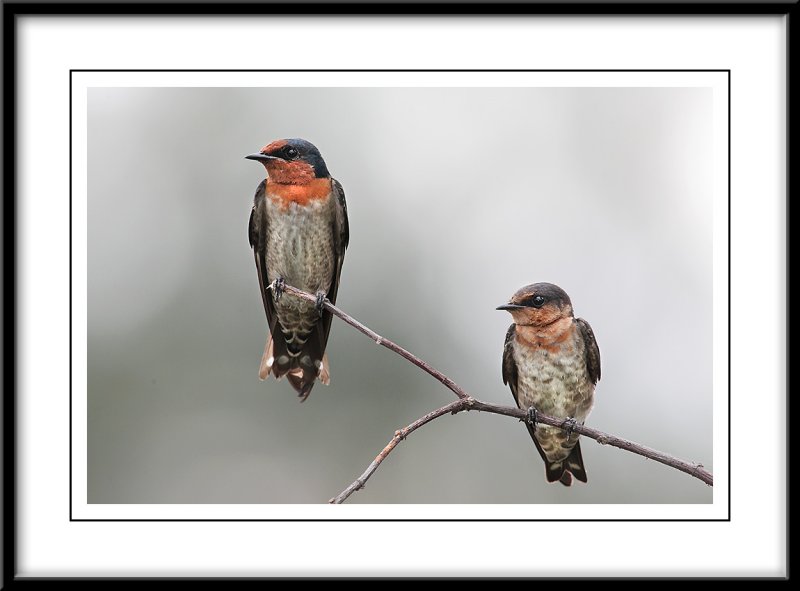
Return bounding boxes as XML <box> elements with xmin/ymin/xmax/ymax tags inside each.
<box><xmin>271</xmin><ymin>277</ymin><xmax>286</xmax><ymax>300</ymax></box>
<box><xmin>561</xmin><ymin>417</ymin><xmax>579</xmax><ymax>437</ymax></box>
<box><xmin>526</xmin><ymin>407</ymin><xmax>539</xmax><ymax>427</ymax></box>
<box><xmin>315</xmin><ymin>291</ymin><xmax>327</xmax><ymax>317</ymax></box>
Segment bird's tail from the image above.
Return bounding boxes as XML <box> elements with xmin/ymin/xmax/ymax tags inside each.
<box><xmin>545</xmin><ymin>440</ymin><xmax>588</xmax><ymax>487</ymax></box>
<box><xmin>258</xmin><ymin>333</ymin><xmax>330</xmax><ymax>402</ymax></box>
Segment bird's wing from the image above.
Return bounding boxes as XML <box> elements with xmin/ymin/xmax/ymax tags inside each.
<box><xmin>248</xmin><ymin>179</ymin><xmax>279</xmax><ymax>335</ymax></box>
<box><xmin>306</xmin><ymin>178</ymin><xmax>349</xmax><ymax>376</ymax></box>
<box><xmin>319</xmin><ymin>176</ymin><xmax>348</xmax><ymax>315</ymax></box>
<box><xmin>502</xmin><ymin>323</ymin><xmax>551</xmax><ymax>469</ymax></box>
<box><xmin>332</xmin><ymin>177</ymin><xmax>350</xmax><ymax>254</ymax></box>
<box><xmin>501</xmin><ymin>324</ymin><xmax>519</xmax><ymax>401</ymax></box>
<box><xmin>576</xmin><ymin>317</ymin><xmax>601</xmax><ymax>384</ymax></box>
<box><xmin>320</xmin><ymin>178</ymin><xmax>348</xmax><ymax>311</ymax></box>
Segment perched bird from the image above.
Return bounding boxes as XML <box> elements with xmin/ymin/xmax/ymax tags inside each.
<box><xmin>246</xmin><ymin>138</ymin><xmax>349</xmax><ymax>401</ymax></box>
<box><xmin>498</xmin><ymin>283</ymin><xmax>600</xmax><ymax>486</ymax></box>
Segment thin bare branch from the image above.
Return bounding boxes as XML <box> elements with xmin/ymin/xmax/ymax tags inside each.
<box><xmin>467</xmin><ymin>400</ymin><xmax>713</xmax><ymax>487</ymax></box>
<box><xmin>278</xmin><ymin>283</ymin><xmax>468</xmax><ymax>399</ymax></box>
<box><xmin>329</xmin><ymin>399</ymin><xmax>468</xmax><ymax>504</ymax></box>
<box><xmin>329</xmin><ymin>397</ymin><xmax>712</xmax><ymax>503</ymax></box>
<box><xmin>271</xmin><ymin>283</ymin><xmax>713</xmax><ymax>502</ymax></box>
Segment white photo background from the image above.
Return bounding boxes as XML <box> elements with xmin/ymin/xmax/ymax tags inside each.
<box><xmin>87</xmin><ymin>86</ymin><xmax>713</xmax><ymax>504</ymax></box>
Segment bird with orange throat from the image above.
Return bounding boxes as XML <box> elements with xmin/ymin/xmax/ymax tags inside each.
<box><xmin>498</xmin><ymin>283</ymin><xmax>601</xmax><ymax>486</ymax></box>
<box><xmin>247</xmin><ymin>139</ymin><xmax>349</xmax><ymax>401</ymax></box>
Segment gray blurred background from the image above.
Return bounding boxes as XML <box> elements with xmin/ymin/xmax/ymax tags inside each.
<box><xmin>88</xmin><ymin>86</ymin><xmax>713</xmax><ymax>504</ymax></box>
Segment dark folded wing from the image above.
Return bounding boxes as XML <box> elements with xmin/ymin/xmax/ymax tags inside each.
<box><xmin>248</xmin><ymin>179</ymin><xmax>279</xmax><ymax>335</ymax></box>
<box><xmin>309</xmin><ymin>178</ymin><xmax>349</xmax><ymax>357</ymax></box>
<box><xmin>576</xmin><ymin>317</ymin><xmax>601</xmax><ymax>384</ymax></box>
<box><xmin>502</xmin><ymin>323</ymin><xmax>551</xmax><ymax>469</ymax></box>
<box><xmin>501</xmin><ymin>324</ymin><xmax>519</xmax><ymax>401</ymax></box>
<box><xmin>332</xmin><ymin>177</ymin><xmax>349</xmax><ymax>254</ymax></box>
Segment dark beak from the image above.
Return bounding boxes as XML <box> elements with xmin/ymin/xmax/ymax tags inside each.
<box><xmin>496</xmin><ymin>304</ymin><xmax>525</xmax><ymax>311</ymax></box>
<box><xmin>245</xmin><ymin>153</ymin><xmax>279</xmax><ymax>162</ymax></box>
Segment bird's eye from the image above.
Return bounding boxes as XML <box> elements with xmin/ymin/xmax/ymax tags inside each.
<box><xmin>532</xmin><ymin>295</ymin><xmax>546</xmax><ymax>308</ymax></box>
<box><xmin>285</xmin><ymin>147</ymin><xmax>299</xmax><ymax>159</ymax></box>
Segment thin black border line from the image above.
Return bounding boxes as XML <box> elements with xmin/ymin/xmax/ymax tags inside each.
<box><xmin>786</xmin><ymin>10</ymin><xmax>792</xmax><ymax>584</ymax></box>
<box><xmin>69</xmin><ymin>68</ymin><xmax>730</xmax><ymax>522</ymax></box>
<box><xmin>69</xmin><ymin>68</ymin><xmax>73</xmax><ymax>528</ymax></box>
<box><xmin>727</xmin><ymin>68</ymin><xmax>732</xmax><ymax>534</ymax></box>
<box><xmin>72</xmin><ymin>68</ymin><xmax>731</xmax><ymax>72</ymax></box>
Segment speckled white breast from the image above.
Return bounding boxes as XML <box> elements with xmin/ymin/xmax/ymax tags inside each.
<box><xmin>265</xmin><ymin>196</ymin><xmax>336</xmax><ymax>332</ymax></box>
<box><xmin>513</xmin><ymin>326</ymin><xmax>595</xmax><ymax>462</ymax></box>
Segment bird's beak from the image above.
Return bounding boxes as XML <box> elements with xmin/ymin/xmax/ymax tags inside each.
<box><xmin>245</xmin><ymin>153</ymin><xmax>279</xmax><ymax>162</ymax></box>
<box><xmin>496</xmin><ymin>304</ymin><xmax>525</xmax><ymax>311</ymax></box>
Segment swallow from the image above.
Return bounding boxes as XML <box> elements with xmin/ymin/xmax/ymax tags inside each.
<box><xmin>247</xmin><ymin>138</ymin><xmax>349</xmax><ymax>401</ymax></box>
<box><xmin>498</xmin><ymin>283</ymin><xmax>600</xmax><ymax>486</ymax></box>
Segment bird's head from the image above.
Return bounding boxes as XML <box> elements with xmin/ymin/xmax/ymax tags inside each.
<box><xmin>497</xmin><ymin>282</ymin><xmax>574</xmax><ymax>327</ymax></box>
<box><xmin>246</xmin><ymin>138</ymin><xmax>330</xmax><ymax>184</ymax></box>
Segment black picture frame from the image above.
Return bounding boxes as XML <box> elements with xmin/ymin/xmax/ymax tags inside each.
<box><xmin>3</xmin><ymin>1</ymin><xmax>792</xmax><ymax>583</ymax></box>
